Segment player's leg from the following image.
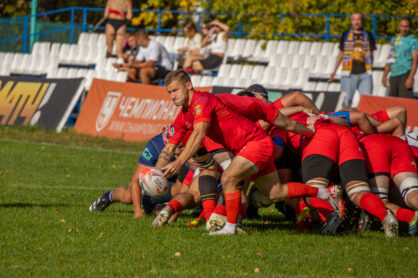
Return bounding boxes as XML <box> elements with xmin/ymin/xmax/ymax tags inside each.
<box><xmin>386</xmin><ymin>106</ymin><xmax>407</xmax><ymax>129</ymax></box>
<box><xmin>393</xmin><ymin>172</ymin><xmax>418</xmax><ymax>210</ymax></box>
<box><xmin>191</xmin><ymin>60</ymin><xmax>204</xmax><ymax>72</ymax></box>
<box><xmin>115</xmin><ymin>24</ymin><xmax>126</xmax><ymax>60</ymax></box>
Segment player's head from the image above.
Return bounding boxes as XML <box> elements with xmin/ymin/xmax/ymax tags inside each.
<box><xmin>127</xmin><ymin>32</ymin><xmax>136</xmax><ymax>48</ymax></box>
<box><xmin>351</xmin><ymin>12</ymin><xmax>364</xmax><ymax>30</ymax></box>
<box><xmin>236</xmin><ymin>90</ymin><xmax>255</xmax><ymax>97</ymax></box>
<box><xmin>399</xmin><ymin>17</ymin><xmax>411</xmax><ymax>36</ymax></box>
<box><xmin>135</xmin><ymin>30</ymin><xmax>150</xmax><ymax>47</ymax></box>
<box><xmin>164</xmin><ymin>70</ymin><xmax>193</xmax><ymax>107</ymax></box>
<box><xmin>247</xmin><ymin>84</ymin><xmax>268</xmax><ymax>102</ymax></box>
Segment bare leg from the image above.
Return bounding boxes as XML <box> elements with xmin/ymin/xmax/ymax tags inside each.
<box><xmin>111</xmin><ymin>186</ymin><xmax>132</xmax><ymax>204</ymax></box>
<box><xmin>393</xmin><ymin>172</ymin><xmax>418</xmax><ymax>210</ymax></box>
<box><xmin>105</xmin><ymin>23</ymin><xmax>115</xmax><ymax>56</ymax></box>
<box><xmin>139</xmin><ymin>67</ymin><xmax>155</xmax><ymax>84</ymax></box>
<box><xmin>192</xmin><ymin>60</ymin><xmax>204</xmax><ymax>72</ymax></box>
<box><xmin>115</xmin><ymin>25</ymin><xmax>126</xmax><ymax>60</ymax></box>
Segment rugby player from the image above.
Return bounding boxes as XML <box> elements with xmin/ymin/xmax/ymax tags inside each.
<box><xmin>152</xmin><ymin>70</ymin><xmax>337</xmax><ymax>235</ymax></box>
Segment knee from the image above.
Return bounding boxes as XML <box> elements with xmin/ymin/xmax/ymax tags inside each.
<box><xmin>221</xmin><ymin>172</ymin><xmax>240</xmax><ymax>190</ymax></box>
<box><xmin>406</xmin><ymin>191</ymin><xmax>418</xmax><ymax>210</ymax></box>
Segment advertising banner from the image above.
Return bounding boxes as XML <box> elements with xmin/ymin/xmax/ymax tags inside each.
<box><xmin>0</xmin><ymin>76</ymin><xmax>84</xmax><ymax>131</ymax></box>
<box><xmin>75</xmin><ymin>79</ymin><xmax>184</xmax><ymax>142</ymax></box>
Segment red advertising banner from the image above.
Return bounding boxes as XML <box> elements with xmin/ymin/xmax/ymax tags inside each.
<box><xmin>357</xmin><ymin>95</ymin><xmax>418</xmax><ymax>132</ymax></box>
<box><xmin>75</xmin><ymin>79</ymin><xmax>211</xmax><ymax>142</ymax></box>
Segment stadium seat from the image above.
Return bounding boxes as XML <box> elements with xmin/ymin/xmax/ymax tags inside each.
<box><xmin>269</xmin><ymin>68</ymin><xmax>287</xmax><ymax>89</ymax></box>
<box><xmin>217</xmin><ymin>64</ymin><xmax>231</xmax><ymax>77</ymax></box>
<box><xmin>374</xmin><ymin>44</ymin><xmax>390</xmax><ymax>68</ymax></box>
<box><xmin>328</xmin><ymin>82</ymin><xmax>340</xmax><ymax>92</ymax></box>
<box><xmin>302</xmin><ymin>54</ymin><xmax>316</xmax><ymax>69</ymax></box>
<box><xmin>282</xmin><ymin>68</ymin><xmax>298</xmax><ymax>89</ymax></box>
<box><xmin>97</xmin><ymin>34</ymin><xmax>106</xmax><ymax>47</ymax></box>
<box><xmin>276</xmin><ymin>41</ymin><xmax>289</xmax><ymax>55</ymax></box>
<box><xmin>351</xmin><ymin>90</ymin><xmax>361</xmax><ymax>107</ymax></box>
<box><xmin>212</xmin><ymin>76</ymin><xmax>224</xmax><ymax>86</ymax></box>
<box><xmin>233</xmin><ymin>78</ymin><xmax>246</xmax><ymax>88</ymax></box>
<box><xmin>50</xmin><ymin>43</ymin><xmax>61</xmax><ymax>57</ymax></box>
<box><xmin>298</xmin><ymin>41</ymin><xmax>312</xmax><ymax>55</ymax></box>
<box><xmin>0</xmin><ymin>64</ymin><xmax>10</xmax><ymax>76</ymax></box>
<box><xmin>314</xmin><ymin>82</ymin><xmax>329</xmax><ymax>92</ymax></box>
<box><xmin>222</xmin><ymin>77</ymin><xmax>235</xmax><ymax>87</ymax></box>
<box><xmin>252</xmin><ymin>40</ymin><xmax>267</xmax><ymax>61</ymax></box>
<box><xmin>191</xmin><ymin>75</ymin><xmax>201</xmax><ymax>87</ymax></box>
<box><xmin>229</xmin><ymin>39</ymin><xmax>246</xmax><ymax>59</ymax></box>
<box><xmin>303</xmin><ymin>81</ymin><xmax>316</xmax><ymax>91</ymax></box>
<box><xmin>239</xmin><ymin>65</ymin><xmax>254</xmax><ymax>80</ymax></box>
<box><xmin>309</xmin><ymin>55</ymin><xmax>328</xmax><ymax>78</ymax></box>
<box><xmin>320</xmin><ymin>42</ymin><xmax>334</xmax><ymax>56</ymax></box>
<box><xmin>241</xmin><ymin>39</ymin><xmax>257</xmax><ymax>58</ymax></box>
<box><xmin>293</xmin><ymin>69</ymin><xmax>309</xmax><ymax>90</ymax></box>
<box><xmin>84</xmin><ymin>70</ymin><xmax>96</xmax><ymax>90</ymax></box>
<box><xmin>163</xmin><ymin>36</ymin><xmax>176</xmax><ymax>53</ymax></box>
<box><xmin>105</xmin><ymin>58</ymin><xmax>118</xmax><ymax>73</ymax></box>
<box><xmin>331</xmin><ymin>42</ymin><xmax>340</xmax><ymax>56</ymax></box>
<box><xmin>279</xmin><ymin>54</ymin><xmax>294</xmax><ymax>68</ymax></box>
<box><xmin>268</xmin><ymin>54</ymin><xmax>281</xmax><ymax>68</ymax></box>
<box><xmin>199</xmin><ymin>76</ymin><xmax>214</xmax><ymax>87</ymax></box>
<box><xmin>287</xmin><ymin>41</ymin><xmax>300</xmax><ymax>55</ymax></box>
<box><xmin>260</xmin><ymin>67</ymin><xmax>276</xmax><ymax>87</ymax></box>
<box><xmin>67</xmin><ymin>44</ymin><xmax>80</xmax><ymax>64</ymax></box>
<box><xmin>291</xmin><ymin>55</ymin><xmax>303</xmax><ymax>69</ymax></box>
<box><xmin>57</xmin><ymin>67</ymin><xmax>69</xmax><ymax>78</ymax></box>
<box><xmin>228</xmin><ymin>64</ymin><xmax>243</xmax><ymax>79</ymax></box>
<box><xmin>173</xmin><ymin>36</ymin><xmax>186</xmax><ymax>51</ymax></box>
<box><xmin>67</xmin><ymin>68</ymin><xmax>78</xmax><ymax>78</ymax></box>
<box><xmin>250</xmin><ymin>65</ymin><xmax>265</xmax><ymax>81</ymax></box>
<box><xmin>309</xmin><ymin>42</ymin><xmax>322</xmax><ymax>56</ymax></box>
<box><xmin>27</xmin><ymin>54</ymin><xmax>42</xmax><ymax>74</ymax></box>
<box><xmin>1</xmin><ymin>52</ymin><xmax>13</xmax><ymax>68</ymax></box>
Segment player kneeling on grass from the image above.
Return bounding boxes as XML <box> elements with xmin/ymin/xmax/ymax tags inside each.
<box><xmin>89</xmin><ymin>125</ymin><xmax>193</xmax><ymax>218</ymax></box>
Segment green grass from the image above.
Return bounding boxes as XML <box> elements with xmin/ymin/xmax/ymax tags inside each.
<box><xmin>0</xmin><ymin>127</ymin><xmax>417</xmax><ymax>277</ymax></box>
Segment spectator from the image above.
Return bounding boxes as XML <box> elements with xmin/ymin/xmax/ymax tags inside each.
<box><xmin>183</xmin><ymin>19</ymin><xmax>229</xmax><ymax>71</ymax></box>
<box><xmin>113</xmin><ymin>33</ymin><xmax>138</xmax><ymax>69</ymax></box>
<box><xmin>125</xmin><ymin>31</ymin><xmax>173</xmax><ymax>84</ymax></box>
<box><xmin>382</xmin><ymin>17</ymin><xmax>418</xmax><ymax>98</ymax></box>
<box><xmin>104</xmin><ymin>0</ymin><xmax>132</xmax><ymax>63</ymax></box>
<box><xmin>177</xmin><ymin>21</ymin><xmax>202</xmax><ymax>67</ymax></box>
<box><xmin>330</xmin><ymin>12</ymin><xmax>376</xmax><ymax>107</ymax></box>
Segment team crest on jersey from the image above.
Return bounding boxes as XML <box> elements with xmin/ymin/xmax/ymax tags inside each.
<box><xmin>194</xmin><ymin>104</ymin><xmax>202</xmax><ymax>116</ymax></box>
<box><xmin>142</xmin><ymin>147</ymin><xmax>153</xmax><ymax>161</ymax></box>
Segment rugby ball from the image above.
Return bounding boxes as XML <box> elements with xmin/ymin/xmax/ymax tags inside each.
<box><xmin>139</xmin><ymin>167</ymin><xmax>169</xmax><ymax>198</ymax></box>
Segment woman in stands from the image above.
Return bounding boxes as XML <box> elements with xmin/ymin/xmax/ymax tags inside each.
<box><xmin>183</xmin><ymin>19</ymin><xmax>229</xmax><ymax>72</ymax></box>
<box><xmin>104</xmin><ymin>0</ymin><xmax>133</xmax><ymax>63</ymax></box>
<box><xmin>177</xmin><ymin>22</ymin><xmax>202</xmax><ymax>67</ymax></box>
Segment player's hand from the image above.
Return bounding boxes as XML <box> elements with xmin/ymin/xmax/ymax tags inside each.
<box><xmin>382</xmin><ymin>76</ymin><xmax>388</xmax><ymax>88</ymax></box>
<box><xmin>302</xmin><ymin>107</ymin><xmax>313</xmax><ymax>114</ymax></box>
<box><xmin>133</xmin><ymin>211</ymin><xmax>145</xmax><ymax>219</ymax></box>
<box><xmin>405</xmin><ymin>77</ymin><xmax>413</xmax><ymax>89</ymax></box>
<box><xmin>306</xmin><ymin>115</ymin><xmax>320</xmax><ymax>126</ymax></box>
<box><xmin>162</xmin><ymin>161</ymin><xmax>182</xmax><ymax>178</ymax></box>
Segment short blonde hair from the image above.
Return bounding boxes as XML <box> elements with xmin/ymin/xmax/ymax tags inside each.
<box><xmin>164</xmin><ymin>69</ymin><xmax>191</xmax><ymax>86</ymax></box>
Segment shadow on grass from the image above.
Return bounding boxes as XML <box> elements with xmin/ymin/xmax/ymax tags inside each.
<box><xmin>0</xmin><ymin>203</ymin><xmax>71</xmax><ymax>208</ymax></box>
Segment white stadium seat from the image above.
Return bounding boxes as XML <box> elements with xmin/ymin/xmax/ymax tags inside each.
<box><xmin>67</xmin><ymin>68</ymin><xmax>78</xmax><ymax>78</ymax></box>
<box><xmin>228</xmin><ymin>64</ymin><xmax>243</xmax><ymax>79</ymax></box>
<box><xmin>250</xmin><ymin>65</ymin><xmax>265</xmax><ymax>81</ymax></box>
<box><xmin>286</xmin><ymin>41</ymin><xmax>300</xmax><ymax>55</ymax></box>
<box><xmin>303</xmin><ymin>81</ymin><xmax>316</xmax><ymax>91</ymax></box>
<box><xmin>239</xmin><ymin>65</ymin><xmax>254</xmax><ymax>80</ymax></box>
<box><xmin>242</xmin><ymin>39</ymin><xmax>257</xmax><ymax>58</ymax></box>
<box><xmin>310</xmin><ymin>42</ymin><xmax>322</xmax><ymax>56</ymax></box>
<box><xmin>374</xmin><ymin>44</ymin><xmax>390</xmax><ymax>68</ymax></box>
<box><xmin>298</xmin><ymin>42</ymin><xmax>312</xmax><ymax>55</ymax></box>
<box><xmin>57</xmin><ymin>67</ymin><xmax>69</xmax><ymax>78</ymax></box>
<box><xmin>217</xmin><ymin>64</ymin><xmax>231</xmax><ymax>77</ymax></box>
<box><xmin>199</xmin><ymin>76</ymin><xmax>214</xmax><ymax>87</ymax></box>
<box><xmin>276</xmin><ymin>41</ymin><xmax>289</xmax><ymax>55</ymax></box>
<box><xmin>260</xmin><ymin>67</ymin><xmax>276</xmax><ymax>86</ymax></box>
<box><xmin>50</xmin><ymin>43</ymin><xmax>61</xmax><ymax>56</ymax></box>
<box><xmin>229</xmin><ymin>39</ymin><xmax>246</xmax><ymax>58</ymax></box>
<box><xmin>191</xmin><ymin>75</ymin><xmax>201</xmax><ymax>87</ymax></box>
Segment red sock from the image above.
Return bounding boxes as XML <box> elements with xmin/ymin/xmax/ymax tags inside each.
<box><xmin>213</xmin><ymin>204</ymin><xmax>226</xmax><ymax>216</ymax></box>
<box><xmin>359</xmin><ymin>192</ymin><xmax>388</xmax><ymax>222</ymax></box>
<box><xmin>168</xmin><ymin>199</ymin><xmax>182</xmax><ymax>214</ymax></box>
<box><xmin>224</xmin><ymin>191</ymin><xmax>241</xmax><ymax>224</ymax></box>
<box><xmin>287</xmin><ymin>182</ymin><xmax>319</xmax><ymax>199</ymax></box>
<box><xmin>309</xmin><ymin>197</ymin><xmax>335</xmax><ymax>218</ymax></box>
<box><xmin>239</xmin><ymin>205</ymin><xmax>247</xmax><ymax>218</ymax></box>
<box><xmin>202</xmin><ymin>199</ymin><xmax>216</xmax><ymax>222</ymax></box>
<box><xmin>395</xmin><ymin>208</ymin><xmax>415</xmax><ymax>223</ymax></box>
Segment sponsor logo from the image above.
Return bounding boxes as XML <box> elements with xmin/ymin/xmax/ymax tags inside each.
<box><xmin>194</xmin><ymin>104</ymin><xmax>202</xmax><ymax>116</ymax></box>
<box><xmin>141</xmin><ymin>147</ymin><xmax>153</xmax><ymax>161</ymax></box>
<box><xmin>0</xmin><ymin>80</ymin><xmax>53</xmax><ymax>126</ymax></box>
<box><xmin>96</xmin><ymin>91</ymin><xmax>121</xmax><ymax>131</ymax></box>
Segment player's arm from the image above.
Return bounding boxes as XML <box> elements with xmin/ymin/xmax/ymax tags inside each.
<box><xmin>130</xmin><ymin>163</ymin><xmax>147</xmax><ymax>219</ymax></box>
<box><xmin>126</xmin><ymin>1</ymin><xmax>133</xmax><ymax>20</ymax></box>
<box><xmin>382</xmin><ymin>63</ymin><xmax>390</xmax><ymax>88</ymax></box>
<box><xmin>376</xmin><ymin>117</ymin><xmax>405</xmax><ymax>138</ymax></box>
<box><xmin>280</xmin><ymin>91</ymin><xmax>320</xmax><ymax>114</ymax></box>
<box><xmin>163</xmin><ymin>122</ymin><xmax>209</xmax><ymax>178</ymax></box>
<box><xmin>348</xmin><ymin>111</ymin><xmax>377</xmax><ymax>134</ymax></box>
<box><xmin>279</xmin><ymin>106</ymin><xmax>313</xmax><ymax>117</ymax></box>
<box><xmin>104</xmin><ymin>1</ymin><xmax>110</xmax><ymax>17</ymax></box>
<box><xmin>273</xmin><ymin>112</ymin><xmax>314</xmax><ymax>137</ymax></box>
<box><xmin>155</xmin><ymin>143</ymin><xmax>177</xmax><ymax>169</ymax></box>
<box><xmin>330</xmin><ymin>50</ymin><xmax>343</xmax><ymax>81</ymax></box>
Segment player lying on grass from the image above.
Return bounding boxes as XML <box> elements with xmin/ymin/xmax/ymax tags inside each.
<box><xmin>89</xmin><ymin>125</ymin><xmax>193</xmax><ymax>218</ymax></box>
<box><xmin>151</xmin><ymin>70</ymin><xmax>338</xmax><ymax>236</ymax></box>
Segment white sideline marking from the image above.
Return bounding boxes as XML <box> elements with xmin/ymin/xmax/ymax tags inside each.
<box><xmin>7</xmin><ymin>183</ymin><xmax>110</xmax><ymax>191</ymax></box>
<box><xmin>0</xmin><ymin>138</ymin><xmax>139</xmax><ymax>155</ymax></box>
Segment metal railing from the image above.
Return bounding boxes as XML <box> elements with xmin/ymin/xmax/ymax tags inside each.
<box><xmin>0</xmin><ymin>7</ymin><xmax>416</xmax><ymax>53</ymax></box>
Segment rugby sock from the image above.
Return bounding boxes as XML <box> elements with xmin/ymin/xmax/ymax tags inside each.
<box><xmin>309</xmin><ymin>198</ymin><xmax>335</xmax><ymax>218</ymax></box>
<box><xmin>202</xmin><ymin>200</ymin><xmax>216</xmax><ymax>222</ymax></box>
<box><xmin>167</xmin><ymin>199</ymin><xmax>183</xmax><ymax>214</ymax></box>
<box><xmin>199</xmin><ymin>175</ymin><xmax>218</xmax><ymax>221</ymax></box>
<box><xmin>395</xmin><ymin>208</ymin><xmax>415</xmax><ymax>223</ymax></box>
<box><xmin>359</xmin><ymin>193</ymin><xmax>388</xmax><ymax>222</ymax></box>
<box><xmin>239</xmin><ymin>205</ymin><xmax>247</xmax><ymax>218</ymax></box>
<box><xmin>213</xmin><ymin>204</ymin><xmax>227</xmax><ymax>216</ymax></box>
<box><xmin>225</xmin><ymin>190</ymin><xmax>241</xmax><ymax>224</ymax></box>
<box><xmin>104</xmin><ymin>191</ymin><xmax>114</xmax><ymax>203</ymax></box>
<box><xmin>287</xmin><ymin>182</ymin><xmax>319</xmax><ymax>199</ymax></box>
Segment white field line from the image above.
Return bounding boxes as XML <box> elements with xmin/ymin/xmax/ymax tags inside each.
<box><xmin>5</xmin><ymin>183</ymin><xmax>111</xmax><ymax>191</ymax></box>
<box><xmin>0</xmin><ymin>137</ymin><xmax>139</xmax><ymax>155</ymax></box>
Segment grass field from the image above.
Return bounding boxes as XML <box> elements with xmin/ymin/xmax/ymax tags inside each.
<box><xmin>0</xmin><ymin>127</ymin><xmax>417</xmax><ymax>277</ymax></box>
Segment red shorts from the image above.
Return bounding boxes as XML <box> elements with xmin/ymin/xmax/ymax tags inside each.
<box><xmin>237</xmin><ymin>136</ymin><xmax>276</xmax><ymax>179</ymax></box>
<box><xmin>273</xmin><ymin>98</ymin><xmax>284</xmax><ymax>109</ymax></box>
<box><xmin>371</xmin><ymin>110</ymin><xmax>390</xmax><ymax>123</ymax></box>
<box><xmin>203</xmin><ymin>137</ymin><xmax>224</xmax><ymax>152</ymax></box>
<box><xmin>360</xmin><ymin>134</ymin><xmax>417</xmax><ymax>177</ymax></box>
<box><xmin>302</xmin><ymin>120</ymin><xmax>364</xmax><ymax>165</ymax></box>
<box><xmin>183</xmin><ymin>170</ymin><xmax>194</xmax><ymax>186</ymax></box>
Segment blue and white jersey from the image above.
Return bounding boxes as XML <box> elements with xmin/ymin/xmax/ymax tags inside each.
<box><xmin>138</xmin><ymin>133</ymin><xmax>166</xmax><ymax>167</ymax></box>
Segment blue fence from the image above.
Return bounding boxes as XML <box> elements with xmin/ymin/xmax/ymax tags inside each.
<box><xmin>0</xmin><ymin>7</ymin><xmax>416</xmax><ymax>53</ymax></box>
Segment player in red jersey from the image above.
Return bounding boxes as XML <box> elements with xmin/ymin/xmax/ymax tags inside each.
<box><xmin>152</xmin><ymin>70</ymin><xmax>336</xmax><ymax>235</ymax></box>
<box><xmin>358</xmin><ymin>133</ymin><xmax>418</xmax><ymax>235</ymax></box>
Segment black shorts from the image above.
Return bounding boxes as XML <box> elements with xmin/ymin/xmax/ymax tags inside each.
<box><xmin>201</xmin><ymin>54</ymin><xmax>223</xmax><ymax>69</ymax></box>
<box><xmin>302</xmin><ymin>154</ymin><xmax>335</xmax><ymax>183</ymax></box>
<box><xmin>106</xmin><ymin>19</ymin><xmax>125</xmax><ymax>31</ymax></box>
<box><xmin>154</xmin><ymin>66</ymin><xmax>171</xmax><ymax>80</ymax></box>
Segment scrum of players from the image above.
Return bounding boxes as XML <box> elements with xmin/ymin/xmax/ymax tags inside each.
<box><xmin>90</xmin><ymin>69</ymin><xmax>418</xmax><ymax>237</ymax></box>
